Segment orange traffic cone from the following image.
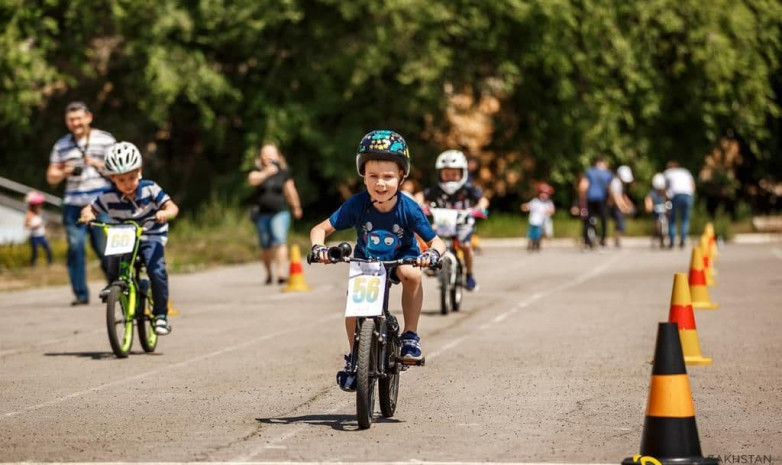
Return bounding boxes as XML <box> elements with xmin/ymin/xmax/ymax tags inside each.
<box><xmin>668</xmin><ymin>273</ymin><xmax>712</xmax><ymax>365</ymax></box>
<box><xmin>688</xmin><ymin>248</ymin><xmax>718</xmax><ymax>310</ymax></box>
<box><xmin>622</xmin><ymin>322</ymin><xmax>718</xmax><ymax>465</ymax></box>
<box><xmin>704</xmin><ymin>223</ymin><xmax>718</xmax><ymax>261</ymax></box>
<box><xmin>699</xmin><ymin>236</ymin><xmax>716</xmax><ymax>286</ymax></box>
<box><xmin>283</xmin><ymin>244</ymin><xmax>310</xmax><ymax>292</ymax></box>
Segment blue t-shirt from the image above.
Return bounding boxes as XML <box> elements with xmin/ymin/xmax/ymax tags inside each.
<box><xmin>329</xmin><ymin>191</ymin><xmax>436</xmax><ymax>260</ymax></box>
<box><xmin>585</xmin><ymin>167</ymin><xmax>614</xmax><ymax>202</ymax></box>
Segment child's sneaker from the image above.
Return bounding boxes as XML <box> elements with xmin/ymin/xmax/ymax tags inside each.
<box><xmin>336</xmin><ymin>354</ymin><xmax>356</xmax><ymax>392</ymax></box>
<box><xmin>400</xmin><ymin>331</ymin><xmax>423</xmax><ymax>361</ymax></box>
<box><xmin>465</xmin><ymin>274</ymin><xmax>478</xmax><ymax>291</ymax></box>
<box><xmin>154</xmin><ymin>316</ymin><xmax>171</xmax><ymax>335</ymax></box>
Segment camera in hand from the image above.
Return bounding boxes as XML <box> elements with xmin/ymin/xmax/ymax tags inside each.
<box><xmin>71</xmin><ymin>166</ymin><xmax>83</xmax><ymax>176</ymax></box>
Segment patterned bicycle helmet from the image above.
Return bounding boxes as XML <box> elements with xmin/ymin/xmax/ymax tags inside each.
<box><xmin>355</xmin><ymin>130</ymin><xmax>410</xmax><ymax>178</ymax></box>
<box><xmin>435</xmin><ymin>150</ymin><xmax>469</xmax><ymax>195</ymax></box>
<box><xmin>105</xmin><ymin>142</ymin><xmax>142</xmax><ymax>174</ymax></box>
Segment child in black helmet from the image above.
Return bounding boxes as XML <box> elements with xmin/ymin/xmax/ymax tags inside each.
<box><xmin>310</xmin><ymin>130</ymin><xmax>446</xmax><ymax>391</ymax></box>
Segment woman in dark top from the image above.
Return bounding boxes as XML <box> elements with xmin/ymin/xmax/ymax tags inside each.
<box><xmin>248</xmin><ymin>144</ymin><xmax>303</xmax><ymax>284</ymax></box>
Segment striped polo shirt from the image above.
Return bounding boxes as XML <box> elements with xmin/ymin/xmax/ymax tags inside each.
<box><xmin>49</xmin><ymin>129</ymin><xmax>116</xmax><ymax>206</ymax></box>
<box><xmin>91</xmin><ymin>180</ymin><xmax>172</xmax><ymax>245</ymax></box>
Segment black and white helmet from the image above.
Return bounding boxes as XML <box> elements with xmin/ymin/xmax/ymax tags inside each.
<box><xmin>105</xmin><ymin>142</ymin><xmax>142</xmax><ymax>174</ymax></box>
<box><xmin>435</xmin><ymin>149</ymin><xmax>469</xmax><ymax>195</ymax></box>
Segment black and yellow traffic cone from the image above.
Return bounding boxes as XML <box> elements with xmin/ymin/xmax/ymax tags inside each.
<box><xmin>282</xmin><ymin>244</ymin><xmax>310</xmax><ymax>292</ymax></box>
<box><xmin>688</xmin><ymin>248</ymin><xmax>718</xmax><ymax>310</ymax></box>
<box><xmin>669</xmin><ymin>273</ymin><xmax>712</xmax><ymax>365</ymax></box>
<box><xmin>622</xmin><ymin>322</ymin><xmax>718</xmax><ymax>465</ymax></box>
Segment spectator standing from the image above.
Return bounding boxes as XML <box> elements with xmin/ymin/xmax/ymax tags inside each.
<box><xmin>578</xmin><ymin>156</ymin><xmax>614</xmax><ymax>249</ymax></box>
<box><xmin>247</xmin><ymin>144</ymin><xmax>303</xmax><ymax>285</ymax></box>
<box><xmin>663</xmin><ymin>161</ymin><xmax>696</xmax><ymax>248</ymax></box>
<box><xmin>608</xmin><ymin>165</ymin><xmax>635</xmax><ymax>247</ymax></box>
<box><xmin>46</xmin><ymin>101</ymin><xmax>115</xmax><ymax>305</ymax></box>
<box><xmin>24</xmin><ymin>191</ymin><xmax>53</xmax><ymax>266</ymax></box>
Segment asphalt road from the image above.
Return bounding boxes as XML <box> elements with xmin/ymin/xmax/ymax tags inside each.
<box><xmin>1</xmin><ymin>242</ymin><xmax>781</xmax><ymax>463</ymax></box>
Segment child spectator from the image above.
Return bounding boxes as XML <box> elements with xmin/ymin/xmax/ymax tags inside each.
<box><xmin>24</xmin><ymin>191</ymin><xmax>53</xmax><ymax>266</ymax></box>
<box><xmin>309</xmin><ymin>130</ymin><xmax>446</xmax><ymax>391</ymax></box>
<box><xmin>521</xmin><ymin>183</ymin><xmax>556</xmax><ymax>251</ymax></box>
<box><xmin>80</xmin><ymin>142</ymin><xmax>179</xmax><ymax>335</ymax></box>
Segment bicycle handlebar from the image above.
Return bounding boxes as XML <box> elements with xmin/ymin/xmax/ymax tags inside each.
<box><xmin>307</xmin><ymin>242</ymin><xmax>442</xmax><ymax>269</ymax></box>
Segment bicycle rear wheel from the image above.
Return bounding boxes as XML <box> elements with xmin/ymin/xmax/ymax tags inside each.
<box><xmin>379</xmin><ymin>329</ymin><xmax>400</xmax><ymax>418</ymax></box>
<box><xmin>136</xmin><ymin>281</ymin><xmax>157</xmax><ymax>352</ymax></box>
<box><xmin>356</xmin><ymin>319</ymin><xmax>377</xmax><ymax>429</ymax></box>
<box><xmin>106</xmin><ymin>285</ymin><xmax>133</xmax><ymax>358</ymax></box>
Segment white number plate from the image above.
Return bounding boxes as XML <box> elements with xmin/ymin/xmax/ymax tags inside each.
<box><xmin>431</xmin><ymin>208</ymin><xmax>460</xmax><ymax>237</ymax></box>
<box><xmin>345</xmin><ymin>261</ymin><xmax>386</xmax><ymax>317</ymax></box>
<box><xmin>104</xmin><ymin>225</ymin><xmax>136</xmax><ymax>256</ymax></box>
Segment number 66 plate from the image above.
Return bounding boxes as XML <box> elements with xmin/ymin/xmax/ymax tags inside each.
<box><xmin>104</xmin><ymin>225</ymin><xmax>137</xmax><ymax>256</ymax></box>
<box><xmin>344</xmin><ymin>261</ymin><xmax>387</xmax><ymax>317</ymax></box>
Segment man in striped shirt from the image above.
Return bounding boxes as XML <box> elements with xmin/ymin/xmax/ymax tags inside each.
<box><xmin>80</xmin><ymin>142</ymin><xmax>179</xmax><ymax>335</ymax></box>
<box><xmin>46</xmin><ymin>102</ymin><xmax>116</xmax><ymax>305</ymax></box>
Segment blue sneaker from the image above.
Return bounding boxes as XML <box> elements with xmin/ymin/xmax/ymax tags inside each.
<box><xmin>336</xmin><ymin>354</ymin><xmax>356</xmax><ymax>392</ymax></box>
<box><xmin>400</xmin><ymin>331</ymin><xmax>423</xmax><ymax>361</ymax></box>
<box><xmin>465</xmin><ymin>274</ymin><xmax>477</xmax><ymax>291</ymax></box>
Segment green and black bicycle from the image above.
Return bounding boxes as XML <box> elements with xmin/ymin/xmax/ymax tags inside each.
<box><xmin>91</xmin><ymin>220</ymin><xmax>158</xmax><ymax>358</ymax></box>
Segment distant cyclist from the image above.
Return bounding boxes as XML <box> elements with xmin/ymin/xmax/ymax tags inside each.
<box><xmin>644</xmin><ymin>173</ymin><xmax>670</xmax><ymax>248</ymax></box>
<box><xmin>309</xmin><ymin>130</ymin><xmax>446</xmax><ymax>391</ymax></box>
<box><xmin>578</xmin><ymin>155</ymin><xmax>613</xmax><ymax>250</ymax></box>
<box><xmin>608</xmin><ymin>165</ymin><xmax>635</xmax><ymax>247</ymax></box>
<box><xmin>80</xmin><ymin>142</ymin><xmax>179</xmax><ymax>335</ymax></box>
<box><xmin>521</xmin><ymin>183</ymin><xmax>556</xmax><ymax>251</ymax></box>
<box><xmin>415</xmin><ymin>150</ymin><xmax>489</xmax><ymax>291</ymax></box>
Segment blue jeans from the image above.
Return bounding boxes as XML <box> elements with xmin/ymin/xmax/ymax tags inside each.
<box><xmin>63</xmin><ymin>205</ymin><xmax>109</xmax><ymax>301</ymax></box>
<box><xmin>253</xmin><ymin>210</ymin><xmax>291</xmax><ymax>249</ymax></box>
<box><xmin>106</xmin><ymin>240</ymin><xmax>169</xmax><ymax>318</ymax></box>
<box><xmin>668</xmin><ymin>194</ymin><xmax>694</xmax><ymax>246</ymax></box>
<box><xmin>29</xmin><ymin>236</ymin><xmax>53</xmax><ymax>266</ymax></box>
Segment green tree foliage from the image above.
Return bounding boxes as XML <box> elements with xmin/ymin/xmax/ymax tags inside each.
<box><xmin>1</xmin><ymin>0</ymin><xmax>780</xmax><ymax>213</ymax></box>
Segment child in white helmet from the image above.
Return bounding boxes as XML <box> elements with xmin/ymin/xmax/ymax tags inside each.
<box><xmin>415</xmin><ymin>150</ymin><xmax>489</xmax><ymax>291</ymax></box>
<box><xmin>644</xmin><ymin>173</ymin><xmax>670</xmax><ymax>248</ymax></box>
<box><xmin>80</xmin><ymin>141</ymin><xmax>179</xmax><ymax>335</ymax></box>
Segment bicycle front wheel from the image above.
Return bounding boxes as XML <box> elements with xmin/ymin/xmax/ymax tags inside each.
<box><xmin>106</xmin><ymin>285</ymin><xmax>133</xmax><ymax>358</ymax></box>
<box><xmin>379</xmin><ymin>330</ymin><xmax>400</xmax><ymax>418</ymax></box>
<box><xmin>356</xmin><ymin>319</ymin><xmax>377</xmax><ymax>429</ymax></box>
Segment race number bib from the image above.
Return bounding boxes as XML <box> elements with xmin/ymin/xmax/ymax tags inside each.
<box><xmin>431</xmin><ymin>208</ymin><xmax>460</xmax><ymax>237</ymax></box>
<box><xmin>345</xmin><ymin>261</ymin><xmax>386</xmax><ymax>317</ymax></box>
<box><xmin>104</xmin><ymin>225</ymin><xmax>136</xmax><ymax>256</ymax></box>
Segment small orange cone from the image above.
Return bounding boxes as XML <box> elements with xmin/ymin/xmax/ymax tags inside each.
<box><xmin>283</xmin><ymin>244</ymin><xmax>310</xmax><ymax>292</ymax></box>
<box><xmin>704</xmin><ymin>223</ymin><xmax>718</xmax><ymax>261</ymax></box>
<box><xmin>688</xmin><ymin>248</ymin><xmax>718</xmax><ymax>310</ymax></box>
<box><xmin>699</xmin><ymin>236</ymin><xmax>716</xmax><ymax>286</ymax></box>
<box><xmin>668</xmin><ymin>273</ymin><xmax>712</xmax><ymax>365</ymax></box>
<box><xmin>621</xmin><ymin>322</ymin><xmax>718</xmax><ymax>465</ymax></box>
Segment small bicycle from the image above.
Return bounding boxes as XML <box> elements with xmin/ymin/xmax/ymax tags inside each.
<box><xmin>91</xmin><ymin>220</ymin><xmax>158</xmax><ymax>358</ymax></box>
<box><xmin>308</xmin><ymin>242</ymin><xmax>439</xmax><ymax>429</ymax></box>
<box><xmin>651</xmin><ymin>201</ymin><xmax>672</xmax><ymax>248</ymax></box>
<box><xmin>428</xmin><ymin>207</ymin><xmax>472</xmax><ymax>315</ymax></box>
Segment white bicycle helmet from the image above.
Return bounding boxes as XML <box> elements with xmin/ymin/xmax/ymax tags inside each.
<box><xmin>652</xmin><ymin>173</ymin><xmax>666</xmax><ymax>190</ymax></box>
<box><xmin>617</xmin><ymin>165</ymin><xmax>634</xmax><ymax>183</ymax></box>
<box><xmin>435</xmin><ymin>150</ymin><xmax>469</xmax><ymax>195</ymax></box>
<box><xmin>105</xmin><ymin>142</ymin><xmax>142</xmax><ymax>174</ymax></box>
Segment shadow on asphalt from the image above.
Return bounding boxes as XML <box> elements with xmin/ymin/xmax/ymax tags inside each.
<box><xmin>43</xmin><ymin>351</ymin><xmax>153</xmax><ymax>360</ymax></box>
<box><xmin>257</xmin><ymin>414</ymin><xmax>402</xmax><ymax>431</ymax></box>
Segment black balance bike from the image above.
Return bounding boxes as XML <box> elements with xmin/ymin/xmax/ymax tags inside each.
<box><xmin>308</xmin><ymin>242</ymin><xmax>439</xmax><ymax>429</ymax></box>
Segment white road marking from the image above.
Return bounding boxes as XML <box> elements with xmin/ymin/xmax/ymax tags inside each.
<box><xmin>0</xmin><ymin>313</ymin><xmax>342</xmax><ymax>420</ymax></box>
<box><xmin>234</xmin><ymin>253</ymin><xmax>625</xmax><ymax>462</ymax></box>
